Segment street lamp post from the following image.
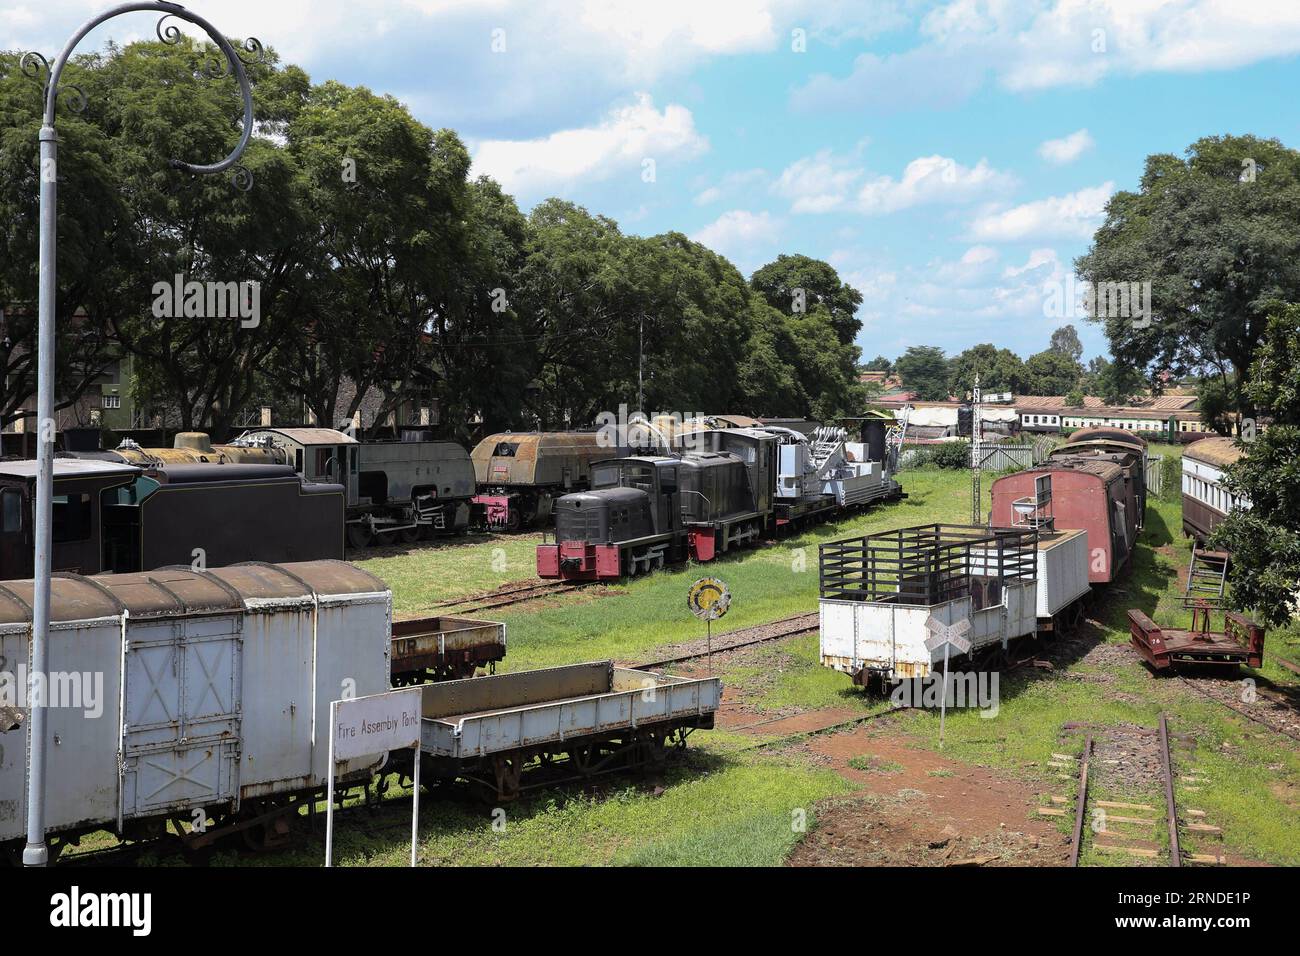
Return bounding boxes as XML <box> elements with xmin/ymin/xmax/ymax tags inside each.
<box><xmin>20</xmin><ymin>1</ymin><xmax>258</xmax><ymax>866</ymax></box>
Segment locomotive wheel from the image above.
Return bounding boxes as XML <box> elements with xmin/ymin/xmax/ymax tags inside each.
<box><xmin>399</xmin><ymin>526</ymin><xmax>421</xmax><ymax>544</ymax></box>
<box><xmin>347</xmin><ymin>524</ymin><xmax>374</xmax><ymax>549</ymax></box>
<box><xmin>505</xmin><ymin>508</ymin><xmax>522</xmax><ymax>532</ymax></box>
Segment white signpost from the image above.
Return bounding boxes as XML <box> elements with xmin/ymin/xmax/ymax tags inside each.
<box><xmin>326</xmin><ymin>687</ymin><xmax>423</xmax><ymax>867</ymax></box>
<box><xmin>924</xmin><ymin>616</ymin><xmax>972</xmax><ymax>750</ymax></box>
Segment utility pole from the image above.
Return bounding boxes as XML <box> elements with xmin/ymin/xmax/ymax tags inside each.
<box><xmin>21</xmin><ymin>1</ymin><xmax>258</xmax><ymax>866</ymax></box>
<box><xmin>971</xmin><ymin>373</ymin><xmax>982</xmax><ymax>526</ymax></box>
<box><xmin>637</xmin><ymin>313</ymin><xmax>644</xmax><ymax>412</ymax></box>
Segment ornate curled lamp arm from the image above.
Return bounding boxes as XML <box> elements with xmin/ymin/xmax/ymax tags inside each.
<box><xmin>27</xmin><ymin>1</ymin><xmax>261</xmax><ymax>189</ymax></box>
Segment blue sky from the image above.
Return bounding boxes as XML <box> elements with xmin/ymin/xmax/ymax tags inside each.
<box><xmin>8</xmin><ymin>1</ymin><xmax>1300</xmax><ymax>364</ymax></box>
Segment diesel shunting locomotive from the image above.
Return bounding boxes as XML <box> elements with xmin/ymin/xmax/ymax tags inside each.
<box><xmin>537</xmin><ymin>419</ymin><xmax>903</xmax><ymax>581</ymax></box>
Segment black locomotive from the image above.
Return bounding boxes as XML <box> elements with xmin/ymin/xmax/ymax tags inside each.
<box><xmin>539</xmin><ymin>422</ymin><xmax>902</xmax><ymax>580</ymax></box>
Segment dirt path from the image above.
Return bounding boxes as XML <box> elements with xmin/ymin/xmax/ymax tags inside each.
<box><xmin>785</xmin><ymin>725</ymin><xmax>1071</xmax><ymax>866</ymax></box>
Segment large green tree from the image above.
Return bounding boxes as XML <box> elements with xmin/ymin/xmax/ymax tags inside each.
<box><xmin>947</xmin><ymin>343</ymin><xmax>1028</xmax><ymax>397</ymax></box>
<box><xmin>1076</xmin><ymin>134</ymin><xmax>1300</xmax><ymax>431</ymax></box>
<box><xmin>1024</xmin><ymin>348</ymin><xmax>1083</xmax><ymax>396</ymax></box>
<box><xmin>895</xmin><ymin>345</ymin><xmax>950</xmax><ymax>401</ymax></box>
<box><xmin>750</xmin><ymin>253</ymin><xmax>863</xmax><ymax>346</ymax></box>
<box><xmin>1212</xmin><ymin>308</ymin><xmax>1300</xmax><ymax>626</ymax></box>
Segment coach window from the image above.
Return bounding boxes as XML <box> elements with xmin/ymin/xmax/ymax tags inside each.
<box><xmin>1</xmin><ymin>489</ymin><xmax>21</xmax><ymax>534</ymax></box>
<box><xmin>52</xmin><ymin>493</ymin><xmax>92</xmax><ymax>543</ymax></box>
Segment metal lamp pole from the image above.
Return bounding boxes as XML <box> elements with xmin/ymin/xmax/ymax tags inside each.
<box><xmin>21</xmin><ymin>1</ymin><xmax>257</xmax><ymax>866</ymax></box>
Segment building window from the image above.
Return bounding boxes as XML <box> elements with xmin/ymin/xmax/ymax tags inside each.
<box><xmin>102</xmin><ymin>395</ymin><xmax>121</xmax><ymax>409</ymax></box>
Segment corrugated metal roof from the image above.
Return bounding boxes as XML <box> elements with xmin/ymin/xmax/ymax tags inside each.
<box><xmin>0</xmin><ymin>560</ymin><xmax>389</xmax><ymax>625</ymax></box>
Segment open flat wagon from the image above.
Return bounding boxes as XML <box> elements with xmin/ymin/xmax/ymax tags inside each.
<box><xmin>412</xmin><ymin>661</ymin><xmax>721</xmax><ymax>800</ymax></box>
<box><xmin>389</xmin><ymin>615</ymin><xmax>506</xmax><ymax>683</ymax></box>
<box><xmin>1128</xmin><ymin>609</ymin><xmax>1265</xmax><ymax>671</ymax></box>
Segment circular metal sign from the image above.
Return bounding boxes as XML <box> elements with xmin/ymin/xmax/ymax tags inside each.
<box><xmin>687</xmin><ymin>577</ymin><xmax>731</xmax><ymax>621</ymax></box>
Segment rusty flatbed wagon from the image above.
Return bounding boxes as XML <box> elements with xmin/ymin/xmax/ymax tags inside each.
<box><xmin>1128</xmin><ymin>609</ymin><xmax>1265</xmax><ymax>671</ymax></box>
<box><xmin>389</xmin><ymin>615</ymin><xmax>506</xmax><ymax>683</ymax></box>
<box><xmin>413</xmin><ymin>661</ymin><xmax>721</xmax><ymax>799</ymax></box>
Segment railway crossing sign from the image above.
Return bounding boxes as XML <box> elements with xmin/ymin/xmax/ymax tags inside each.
<box><xmin>326</xmin><ymin>687</ymin><xmax>423</xmax><ymax>868</ymax></box>
<box><xmin>924</xmin><ymin>616</ymin><xmax>972</xmax><ymax>656</ymax></box>
<box><xmin>687</xmin><ymin>577</ymin><xmax>731</xmax><ymax>621</ymax></box>
<box><xmin>924</xmin><ymin>616</ymin><xmax>972</xmax><ymax>750</ymax></box>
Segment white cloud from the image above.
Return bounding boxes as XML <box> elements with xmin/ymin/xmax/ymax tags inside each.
<box><xmin>691</xmin><ymin>209</ymin><xmax>781</xmax><ymax>256</ymax></box>
<box><xmin>1038</xmin><ymin>129</ymin><xmax>1095</xmax><ymax>165</ymax></box>
<box><xmin>857</xmin><ymin>155</ymin><xmax>1016</xmax><ymax>215</ymax></box>
<box><xmin>968</xmin><ymin>182</ymin><xmax>1115</xmax><ymax>242</ymax></box>
<box><xmin>471</xmin><ymin>94</ymin><xmax>707</xmax><ymax>198</ymax></box>
<box><xmin>791</xmin><ymin>1</ymin><xmax>1300</xmax><ymax>111</ymax></box>
<box><xmin>772</xmin><ymin>150</ymin><xmax>863</xmax><ymax>213</ymax></box>
<box><xmin>772</xmin><ymin>151</ymin><xmax>1014</xmax><ymax>215</ymax></box>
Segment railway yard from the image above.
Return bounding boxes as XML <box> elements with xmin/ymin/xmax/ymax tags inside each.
<box><xmin>54</xmin><ymin>456</ymin><xmax>1300</xmax><ymax>869</ymax></box>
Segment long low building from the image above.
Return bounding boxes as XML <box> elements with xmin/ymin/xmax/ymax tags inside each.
<box><xmin>1014</xmin><ymin>395</ymin><xmax>1213</xmax><ymax>438</ymax></box>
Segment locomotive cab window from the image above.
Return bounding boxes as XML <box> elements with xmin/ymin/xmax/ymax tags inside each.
<box><xmin>592</xmin><ymin>464</ymin><xmax>620</xmax><ymax>488</ymax></box>
<box><xmin>52</xmin><ymin>493</ymin><xmax>92</xmax><ymax>543</ymax></box>
<box><xmin>1</xmin><ymin>489</ymin><xmax>22</xmax><ymax>534</ymax></box>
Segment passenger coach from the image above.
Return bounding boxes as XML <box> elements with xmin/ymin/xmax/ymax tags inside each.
<box><xmin>1182</xmin><ymin>436</ymin><xmax>1249</xmax><ymax>541</ymax></box>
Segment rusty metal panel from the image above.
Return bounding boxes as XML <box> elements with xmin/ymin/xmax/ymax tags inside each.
<box><xmin>420</xmin><ymin>661</ymin><xmax>612</xmax><ymax>720</ymax></box>
<box><xmin>391</xmin><ymin>615</ymin><xmax>505</xmax><ymax>668</ymax></box>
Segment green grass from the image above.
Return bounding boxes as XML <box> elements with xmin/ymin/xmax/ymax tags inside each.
<box><xmin>203</xmin><ymin>753</ymin><xmax>853</xmax><ymax>868</ymax></box>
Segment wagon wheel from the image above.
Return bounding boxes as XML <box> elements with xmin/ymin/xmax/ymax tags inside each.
<box><xmin>239</xmin><ymin>799</ymin><xmax>293</xmax><ymax>852</ymax></box>
<box><xmin>347</xmin><ymin>524</ymin><xmax>374</xmax><ymax>549</ymax></box>
<box><xmin>645</xmin><ymin>730</ymin><xmax>670</xmax><ymax>766</ymax></box>
<box><xmin>570</xmin><ymin>742</ymin><xmax>600</xmax><ymax>776</ymax></box>
<box><xmin>492</xmin><ymin>755</ymin><xmax>523</xmax><ymax>801</ymax></box>
<box><xmin>456</xmin><ymin>661</ymin><xmax>479</xmax><ymax>680</ymax></box>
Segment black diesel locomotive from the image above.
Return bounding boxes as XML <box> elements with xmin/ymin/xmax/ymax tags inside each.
<box><xmin>538</xmin><ymin>422</ymin><xmax>903</xmax><ymax>580</ymax></box>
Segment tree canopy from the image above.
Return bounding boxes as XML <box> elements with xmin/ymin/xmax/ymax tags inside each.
<box><xmin>1076</xmin><ymin>134</ymin><xmax>1300</xmax><ymax>432</ymax></box>
<box><xmin>0</xmin><ymin>41</ymin><xmax>868</xmax><ymax>439</ymax></box>
<box><xmin>1212</xmin><ymin>308</ymin><xmax>1300</xmax><ymax>626</ymax></box>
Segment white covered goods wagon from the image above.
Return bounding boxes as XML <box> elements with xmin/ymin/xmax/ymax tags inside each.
<box><xmin>818</xmin><ymin>524</ymin><xmax>1040</xmax><ymax>683</ymax></box>
<box><xmin>0</xmin><ymin>561</ymin><xmax>391</xmax><ymax>851</ymax></box>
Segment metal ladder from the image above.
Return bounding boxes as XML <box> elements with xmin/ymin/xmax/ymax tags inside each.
<box><xmin>1183</xmin><ymin>544</ymin><xmax>1229</xmax><ymax>631</ymax></box>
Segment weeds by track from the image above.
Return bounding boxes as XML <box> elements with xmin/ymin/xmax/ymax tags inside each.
<box><xmin>432</xmin><ymin>579</ymin><xmax>594</xmax><ymax>614</ymax></box>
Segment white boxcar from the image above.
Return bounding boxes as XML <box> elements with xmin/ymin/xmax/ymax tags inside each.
<box><xmin>818</xmin><ymin>524</ymin><xmax>1039</xmax><ymax>683</ymax></box>
<box><xmin>0</xmin><ymin>560</ymin><xmax>391</xmax><ymax>852</ymax></box>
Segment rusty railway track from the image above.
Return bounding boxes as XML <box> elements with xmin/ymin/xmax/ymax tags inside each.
<box><xmin>629</xmin><ymin>612</ymin><xmax>820</xmax><ymax>670</ymax></box>
<box><xmin>1175</xmin><ymin>674</ymin><xmax>1300</xmax><ymax>744</ymax></box>
<box><xmin>434</xmin><ymin>579</ymin><xmax>593</xmax><ymax>614</ymax></box>
<box><xmin>1064</xmin><ymin>715</ymin><xmax>1184</xmax><ymax>867</ymax></box>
